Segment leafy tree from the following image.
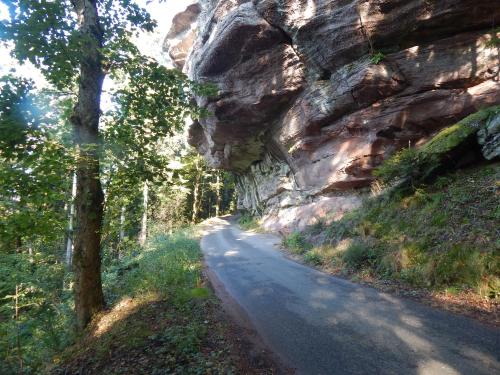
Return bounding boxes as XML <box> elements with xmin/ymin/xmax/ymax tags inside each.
<box><xmin>0</xmin><ymin>75</ymin><xmax>71</xmax><ymax>253</ymax></box>
<box><xmin>1</xmin><ymin>0</ymin><xmax>205</xmax><ymax>329</ymax></box>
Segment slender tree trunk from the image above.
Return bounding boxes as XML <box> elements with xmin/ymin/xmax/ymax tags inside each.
<box><xmin>139</xmin><ymin>180</ymin><xmax>149</xmax><ymax>246</ymax></box>
<box><xmin>215</xmin><ymin>172</ymin><xmax>221</xmax><ymax>217</ymax></box>
<box><xmin>191</xmin><ymin>159</ymin><xmax>200</xmax><ymax>223</ymax></box>
<box><xmin>70</xmin><ymin>0</ymin><xmax>105</xmax><ymax>330</ymax></box>
<box><xmin>15</xmin><ymin>284</ymin><xmax>22</xmax><ymax>375</ymax></box>
<box><xmin>65</xmin><ymin>172</ymin><xmax>77</xmax><ymax>267</ymax></box>
<box><xmin>119</xmin><ymin>205</ymin><xmax>126</xmax><ymax>241</ymax></box>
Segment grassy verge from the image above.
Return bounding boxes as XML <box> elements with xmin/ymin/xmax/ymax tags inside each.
<box><xmin>282</xmin><ymin>163</ymin><xmax>499</xmax><ymax>323</ymax></box>
<box><xmin>48</xmin><ymin>229</ymin><xmax>254</xmax><ymax>374</ymax></box>
<box><xmin>238</xmin><ymin>213</ymin><xmax>261</xmax><ymax>231</ymax></box>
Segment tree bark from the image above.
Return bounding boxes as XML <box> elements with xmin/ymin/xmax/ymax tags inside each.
<box><xmin>119</xmin><ymin>205</ymin><xmax>126</xmax><ymax>242</ymax></box>
<box><xmin>65</xmin><ymin>172</ymin><xmax>77</xmax><ymax>268</ymax></box>
<box><xmin>191</xmin><ymin>159</ymin><xmax>200</xmax><ymax>223</ymax></box>
<box><xmin>139</xmin><ymin>180</ymin><xmax>148</xmax><ymax>246</ymax></box>
<box><xmin>70</xmin><ymin>0</ymin><xmax>105</xmax><ymax>330</ymax></box>
<box><xmin>215</xmin><ymin>171</ymin><xmax>221</xmax><ymax>217</ymax></box>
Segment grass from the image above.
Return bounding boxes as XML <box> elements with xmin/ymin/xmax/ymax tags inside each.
<box><xmin>282</xmin><ymin>232</ymin><xmax>312</xmax><ymax>254</ymax></box>
<box><xmin>49</xmin><ymin>229</ymin><xmax>241</xmax><ymax>374</ymax></box>
<box><xmin>104</xmin><ymin>229</ymin><xmax>204</xmax><ymax>303</ymax></box>
<box><xmin>238</xmin><ymin>212</ymin><xmax>261</xmax><ymax>231</ymax></box>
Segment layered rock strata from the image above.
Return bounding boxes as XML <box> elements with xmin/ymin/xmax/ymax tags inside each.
<box><xmin>165</xmin><ymin>0</ymin><xmax>500</xmax><ymax>231</ymax></box>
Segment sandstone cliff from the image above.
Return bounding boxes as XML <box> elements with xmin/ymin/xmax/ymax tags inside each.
<box><xmin>164</xmin><ymin>0</ymin><xmax>500</xmax><ymax>232</ymax></box>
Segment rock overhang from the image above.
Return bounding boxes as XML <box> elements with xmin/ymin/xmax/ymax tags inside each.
<box><xmin>164</xmin><ymin>0</ymin><xmax>500</xmax><ymax>230</ymax></box>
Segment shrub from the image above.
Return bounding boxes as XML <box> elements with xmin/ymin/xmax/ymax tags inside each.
<box><xmin>370</xmin><ymin>51</ymin><xmax>385</xmax><ymax>64</ymax></box>
<box><xmin>283</xmin><ymin>232</ymin><xmax>311</xmax><ymax>254</ymax></box>
<box><xmin>238</xmin><ymin>213</ymin><xmax>260</xmax><ymax>231</ymax></box>
<box><xmin>343</xmin><ymin>240</ymin><xmax>377</xmax><ymax>270</ymax></box>
<box><xmin>304</xmin><ymin>250</ymin><xmax>323</xmax><ymax>266</ymax></box>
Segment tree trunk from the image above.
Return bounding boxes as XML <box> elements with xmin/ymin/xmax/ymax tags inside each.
<box><xmin>65</xmin><ymin>172</ymin><xmax>77</xmax><ymax>267</ymax></box>
<box><xmin>215</xmin><ymin>172</ymin><xmax>221</xmax><ymax>217</ymax></box>
<box><xmin>139</xmin><ymin>180</ymin><xmax>148</xmax><ymax>246</ymax></box>
<box><xmin>70</xmin><ymin>0</ymin><xmax>105</xmax><ymax>330</ymax></box>
<box><xmin>191</xmin><ymin>159</ymin><xmax>200</xmax><ymax>223</ymax></box>
<box><xmin>119</xmin><ymin>205</ymin><xmax>126</xmax><ymax>242</ymax></box>
<box><xmin>15</xmin><ymin>284</ymin><xmax>23</xmax><ymax>375</ymax></box>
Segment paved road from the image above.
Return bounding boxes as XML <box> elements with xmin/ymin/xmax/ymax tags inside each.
<box><xmin>200</xmin><ymin>217</ymin><xmax>500</xmax><ymax>375</ymax></box>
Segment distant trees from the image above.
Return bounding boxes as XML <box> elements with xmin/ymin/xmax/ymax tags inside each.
<box><xmin>0</xmin><ymin>75</ymin><xmax>73</xmax><ymax>374</ymax></box>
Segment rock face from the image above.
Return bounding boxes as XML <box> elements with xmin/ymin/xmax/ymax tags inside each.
<box><xmin>165</xmin><ymin>0</ymin><xmax>500</xmax><ymax>232</ymax></box>
<box><xmin>478</xmin><ymin>112</ymin><xmax>500</xmax><ymax>160</ymax></box>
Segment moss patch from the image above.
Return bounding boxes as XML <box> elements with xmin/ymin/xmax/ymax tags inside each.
<box><xmin>374</xmin><ymin>106</ymin><xmax>500</xmax><ymax>187</ymax></box>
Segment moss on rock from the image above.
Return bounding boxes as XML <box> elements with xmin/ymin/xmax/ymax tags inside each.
<box><xmin>374</xmin><ymin>106</ymin><xmax>500</xmax><ymax>187</ymax></box>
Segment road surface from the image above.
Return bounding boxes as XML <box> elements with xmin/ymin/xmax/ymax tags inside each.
<box><xmin>200</xmin><ymin>217</ymin><xmax>500</xmax><ymax>375</ymax></box>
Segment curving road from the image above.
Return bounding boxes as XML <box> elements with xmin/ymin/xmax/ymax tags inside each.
<box><xmin>200</xmin><ymin>217</ymin><xmax>500</xmax><ymax>375</ymax></box>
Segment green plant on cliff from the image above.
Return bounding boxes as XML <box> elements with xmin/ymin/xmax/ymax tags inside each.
<box><xmin>370</xmin><ymin>51</ymin><xmax>385</xmax><ymax>64</ymax></box>
<box><xmin>485</xmin><ymin>27</ymin><xmax>500</xmax><ymax>47</ymax></box>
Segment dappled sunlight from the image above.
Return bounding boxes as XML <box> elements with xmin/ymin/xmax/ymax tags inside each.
<box><xmin>224</xmin><ymin>250</ymin><xmax>239</xmax><ymax>257</ymax></box>
<box><xmin>93</xmin><ymin>293</ymin><xmax>158</xmax><ymax>338</ymax></box>
<box><xmin>283</xmin><ymin>0</ymin><xmax>317</xmax><ymax>29</ymax></box>
<box><xmin>417</xmin><ymin>360</ymin><xmax>459</xmax><ymax>375</ymax></box>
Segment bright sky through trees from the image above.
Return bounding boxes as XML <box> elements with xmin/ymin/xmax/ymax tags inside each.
<box><xmin>0</xmin><ymin>0</ymin><xmax>194</xmax><ymax>102</ymax></box>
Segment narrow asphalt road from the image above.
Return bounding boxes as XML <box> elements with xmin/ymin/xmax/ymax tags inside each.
<box><xmin>200</xmin><ymin>217</ymin><xmax>500</xmax><ymax>375</ymax></box>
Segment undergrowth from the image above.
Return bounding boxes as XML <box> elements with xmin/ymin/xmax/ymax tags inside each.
<box><xmin>238</xmin><ymin>212</ymin><xmax>260</xmax><ymax>231</ymax></box>
<box><xmin>282</xmin><ymin>232</ymin><xmax>312</xmax><ymax>255</ymax></box>
<box><xmin>293</xmin><ymin>164</ymin><xmax>500</xmax><ymax>300</ymax></box>
<box><xmin>50</xmin><ymin>229</ymin><xmax>238</xmax><ymax>374</ymax></box>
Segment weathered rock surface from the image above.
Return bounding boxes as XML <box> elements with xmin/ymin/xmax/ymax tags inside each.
<box><xmin>478</xmin><ymin>112</ymin><xmax>500</xmax><ymax>160</ymax></box>
<box><xmin>163</xmin><ymin>3</ymin><xmax>201</xmax><ymax>69</ymax></box>
<box><xmin>165</xmin><ymin>0</ymin><xmax>500</xmax><ymax>232</ymax></box>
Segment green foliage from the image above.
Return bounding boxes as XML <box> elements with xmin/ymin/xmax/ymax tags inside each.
<box><xmin>0</xmin><ymin>253</ymin><xmax>75</xmax><ymax>375</ymax></box>
<box><xmin>370</xmin><ymin>51</ymin><xmax>385</xmax><ymax>64</ymax></box>
<box><xmin>287</xmin><ymin>129</ymin><xmax>499</xmax><ymax>300</ymax></box>
<box><xmin>283</xmin><ymin>232</ymin><xmax>312</xmax><ymax>254</ymax></box>
<box><xmin>0</xmin><ymin>74</ymin><xmax>75</xmax><ymax>375</ymax></box>
<box><xmin>52</xmin><ymin>228</ymin><xmax>237</xmax><ymax>374</ymax></box>
<box><xmin>342</xmin><ymin>240</ymin><xmax>377</xmax><ymax>270</ymax></box>
<box><xmin>100</xmin><ymin>230</ymin><xmax>235</xmax><ymax>374</ymax></box>
<box><xmin>433</xmin><ymin>245</ymin><xmax>484</xmax><ymax>287</ymax></box>
<box><xmin>1</xmin><ymin>0</ymin><xmax>156</xmax><ymax>89</ymax></box>
<box><xmin>373</xmin><ymin>147</ymin><xmax>439</xmax><ymax>187</ymax></box>
<box><xmin>316</xmin><ymin>163</ymin><xmax>500</xmax><ymax>298</ymax></box>
<box><xmin>304</xmin><ymin>250</ymin><xmax>323</xmax><ymax>266</ymax></box>
<box><xmin>238</xmin><ymin>212</ymin><xmax>260</xmax><ymax>230</ymax></box>
<box><xmin>485</xmin><ymin>27</ymin><xmax>500</xmax><ymax>48</ymax></box>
